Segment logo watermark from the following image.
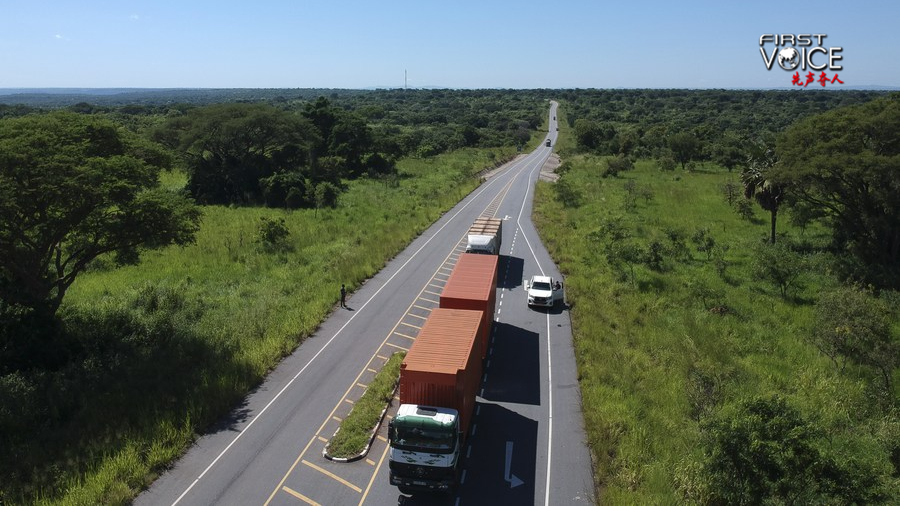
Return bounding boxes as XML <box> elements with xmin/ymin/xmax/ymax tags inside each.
<box><xmin>759</xmin><ymin>34</ymin><xmax>844</xmax><ymax>87</ymax></box>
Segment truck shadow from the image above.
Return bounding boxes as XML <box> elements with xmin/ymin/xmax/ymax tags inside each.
<box><xmin>460</xmin><ymin>402</ymin><xmax>538</xmax><ymax>504</ymax></box>
<box><xmin>480</xmin><ymin>322</ymin><xmax>540</xmax><ymax>406</ymax></box>
<box><xmin>497</xmin><ymin>255</ymin><xmax>524</xmax><ymax>290</ymax></box>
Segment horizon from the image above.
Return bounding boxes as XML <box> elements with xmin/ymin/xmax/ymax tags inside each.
<box><xmin>3</xmin><ymin>1</ymin><xmax>898</xmax><ymax>90</ymax></box>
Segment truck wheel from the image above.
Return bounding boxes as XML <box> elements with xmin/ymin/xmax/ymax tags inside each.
<box><xmin>397</xmin><ymin>486</ymin><xmax>414</xmax><ymax>495</ymax></box>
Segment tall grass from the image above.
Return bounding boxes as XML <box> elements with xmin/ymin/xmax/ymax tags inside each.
<box><xmin>1</xmin><ymin>147</ymin><xmax>517</xmax><ymax>505</ymax></box>
<box><xmin>532</xmin><ymin>147</ymin><xmax>898</xmax><ymax>502</ymax></box>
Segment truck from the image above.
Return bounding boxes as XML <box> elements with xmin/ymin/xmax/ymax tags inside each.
<box><xmin>525</xmin><ymin>274</ymin><xmax>564</xmax><ymax>308</ymax></box>
<box><xmin>439</xmin><ymin>253</ymin><xmax>498</xmax><ymax>360</ymax></box>
<box><xmin>388</xmin><ymin>308</ymin><xmax>484</xmax><ymax>494</ymax></box>
<box><xmin>465</xmin><ymin>216</ymin><xmax>502</xmax><ymax>255</ymax></box>
<box><xmin>545</xmin><ymin>139</ymin><xmax>552</xmax><ymax>147</ymax></box>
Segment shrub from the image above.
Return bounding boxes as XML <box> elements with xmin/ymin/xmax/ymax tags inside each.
<box><xmin>751</xmin><ymin>240</ymin><xmax>806</xmax><ymax>299</ymax></box>
<box><xmin>256</xmin><ymin>217</ymin><xmax>292</xmax><ymax>253</ymax></box>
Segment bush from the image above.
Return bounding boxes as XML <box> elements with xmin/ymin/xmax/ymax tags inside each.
<box><xmin>751</xmin><ymin>240</ymin><xmax>806</xmax><ymax>299</ymax></box>
<box><xmin>256</xmin><ymin>217</ymin><xmax>292</xmax><ymax>253</ymax></box>
<box><xmin>702</xmin><ymin>395</ymin><xmax>889</xmax><ymax>505</ymax></box>
<box><xmin>810</xmin><ymin>285</ymin><xmax>898</xmax><ymax>390</ymax></box>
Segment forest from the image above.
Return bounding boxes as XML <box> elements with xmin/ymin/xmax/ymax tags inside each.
<box><xmin>0</xmin><ymin>88</ymin><xmax>897</xmax><ymax>504</ymax></box>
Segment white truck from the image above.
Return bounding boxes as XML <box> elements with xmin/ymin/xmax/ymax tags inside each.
<box><xmin>525</xmin><ymin>275</ymin><xmax>564</xmax><ymax>308</ymax></box>
<box><xmin>465</xmin><ymin>217</ymin><xmax>502</xmax><ymax>255</ymax></box>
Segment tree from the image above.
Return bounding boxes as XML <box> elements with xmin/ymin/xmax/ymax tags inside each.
<box><xmin>0</xmin><ymin>112</ymin><xmax>201</xmax><ymax>318</ymax></box>
<box><xmin>751</xmin><ymin>240</ymin><xmax>806</xmax><ymax>299</ymax></box>
<box><xmin>163</xmin><ymin>103</ymin><xmax>318</xmax><ymax>205</ymax></box>
<box><xmin>775</xmin><ymin>96</ymin><xmax>900</xmax><ymax>288</ymax></box>
<box><xmin>810</xmin><ymin>285</ymin><xmax>898</xmax><ymax>390</ymax></box>
<box><xmin>669</xmin><ymin>132</ymin><xmax>700</xmax><ymax>170</ymax></box>
<box><xmin>703</xmin><ymin>396</ymin><xmax>834</xmax><ymax>505</ymax></box>
<box><xmin>742</xmin><ymin>143</ymin><xmax>785</xmax><ymax>244</ymax></box>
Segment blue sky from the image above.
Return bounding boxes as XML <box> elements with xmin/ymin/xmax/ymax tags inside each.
<box><xmin>2</xmin><ymin>0</ymin><xmax>898</xmax><ymax>89</ymax></box>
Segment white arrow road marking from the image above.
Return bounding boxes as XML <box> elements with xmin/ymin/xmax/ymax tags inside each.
<box><xmin>504</xmin><ymin>441</ymin><xmax>524</xmax><ymax>488</ymax></box>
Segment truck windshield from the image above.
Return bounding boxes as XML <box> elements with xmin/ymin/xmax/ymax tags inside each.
<box><xmin>393</xmin><ymin>426</ymin><xmax>456</xmax><ymax>454</ymax></box>
<box><xmin>532</xmin><ymin>281</ymin><xmax>552</xmax><ymax>291</ymax></box>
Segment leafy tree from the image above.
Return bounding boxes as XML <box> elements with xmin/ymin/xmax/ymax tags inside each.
<box><xmin>657</xmin><ymin>154</ymin><xmax>676</xmax><ymax>172</ymax></box>
<box><xmin>775</xmin><ymin>95</ymin><xmax>900</xmax><ymax>288</ymax></box>
<box><xmin>752</xmin><ymin>240</ymin><xmax>806</xmax><ymax>299</ymax></box>
<box><xmin>703</xmin><ymin>396</ymin><xmax>841</xmax><ymax>505</ymax></box>
<box><xmin>0</xmin><ymin>112</ymin><xmax>201</xmax><ymax>318</ymax></box>
<box><xmin>669</xmin><ymin>132</ymin><xmax>700</xmax><ymax>170</ymax></box>
<box><xmin>810</xmin><ymin>285</ymin><xmax>898</xmax><ymax>390</ymax></box>
<box><xmin>742</xmin><ymin>143</ymin><xmax>785</xmax><ymax>244</ymax></box>
<box><xmin>605</xmin><ymin>154</ymin><xmax>634</xmax><ymax>178</ymax></box>
<box><xmin>692</xmin><ymin>228</ymin><xmax>716</xmax><ymax>260</ymax></box>
<box><xmin>163</xmin><ymin>103</ymin><xmax>318</xmax><ymax>205</ymax></box>
<box><xmin>256</xmin><ymin>217</ymin><xmax>291</xmax><ymax>253</ymax></box>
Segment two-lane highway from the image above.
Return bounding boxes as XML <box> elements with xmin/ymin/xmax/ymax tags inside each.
<box><xmin>137</xmin><ymin>101</ymin><xmax>594</xmax><ymax>505</ymax></box>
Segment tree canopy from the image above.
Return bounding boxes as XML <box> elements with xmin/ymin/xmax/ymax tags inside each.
<box><xmin>775</xmin><ymin>94</ymin><xmax>900</xmax><ymax>288</ymax></box>
<box><xmin>0</xmin><ymin>112</ymin><xmax>201</xmax><ymax>317</ymax></box>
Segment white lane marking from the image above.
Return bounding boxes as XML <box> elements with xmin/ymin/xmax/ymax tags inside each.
<box><xmin>504</xmin><ymin>441</ymin><xmax>524</xmax><ymax>488</ymax></box>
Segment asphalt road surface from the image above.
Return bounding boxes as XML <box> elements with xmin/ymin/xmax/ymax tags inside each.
<box><xmin>136</xmin><ymin>101</ymin><xmax>595</xmax><ymax>506</ymax></box>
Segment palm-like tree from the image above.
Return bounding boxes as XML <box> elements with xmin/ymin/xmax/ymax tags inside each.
<box><xmin>742</xmin><ymin>145</ymin><xmax>785</xmax><ymax>244</ymax></box>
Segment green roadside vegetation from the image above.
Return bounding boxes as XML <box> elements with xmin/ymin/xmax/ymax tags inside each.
<box><xmin>1</xmin><ymin>145</ymin><xmax>516</xmax><ymax>505</ymax></box>
<box><xmin>533</xmin><ymin>104</ymin><xmax>898</xmax><ymax>504</ymax></box>
<box><xmin>325</xmin><ymin>352</ymin><xmax>406</xmax><ymax>459</ymax></box>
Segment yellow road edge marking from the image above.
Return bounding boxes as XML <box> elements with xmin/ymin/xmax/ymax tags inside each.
<box><xmin>302</xmin><ymin>460</ymin><xmax>363</xmax><ymax>493</ymax></box>
<box><xmin>393</xmin><ymin>332</ymin><xmax>416</xmax><ymax>340</ymax></box>
<box><xmin>423</xmin><ymin>289</ymin><xmax>441</xmax><ymax>296</ymax></box>
<box><xmin>344</xmin><ymin>398</ymin><xmax>354</xmax><ymax>404</ymax></box>
<box><xmin>406</xmin><ymin>312</ymin><xmax>428</xmax><ymax>320</ymax></box>
<box><xmin>377</xmin><ymin>435</ymin><xmax>387</xmax><ymax>442</ymax></box>
<box><xmin>384</xmin><ymin>341</ymin><xmax>408</xmax><ymax>350</ymax></box>
<box><xmin>376</xmin><ymin>354</ymin><xmax>388</xmax><ymax>361</ymax></box>
<box><xmin>317</xmin><ymin>436</ymin><xmax>328</xmax><ymax>443</ymax></box>
<box><xmin>366</xmin><ymin>368</ymin><xmax>377</xmax><ymax>373</ymax></box>
<box><xmin>358</xmin><ymin>430</ymin><xmax>394</xmax><ymax>505</ymax></box>
<box><xmin>332</xmin><ymin>415</ymin><xmax>342</xmax><ymax>422</ymax></box>
<box><xmin>282</xmin><ymin>485</ymin><xmax>321</xmax><ymax>505</ymax></box>
<box><xmin>399</xmin><ymin>321</ymin><xmax>422</xmax><ymax>330</ymax></box>
<box><xmin>356</xmin><ymin>382</ymin><xmax>368</xmax><ymax>389</ymax></box>
<box><xmin>264</xmin><ymin>435</ymin><xmax>318</xmax><ymax>506</ymax></box>
<box><xmin>365</xmin><ymin>458</ymin><xmax>376</xmax><ymax>466</ymax></box>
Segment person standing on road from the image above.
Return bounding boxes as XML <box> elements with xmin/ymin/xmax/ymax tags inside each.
<box><xmin>340</xmin><ymin>284</ymin><xmax>347</xmax><ymax>308</ymax></box>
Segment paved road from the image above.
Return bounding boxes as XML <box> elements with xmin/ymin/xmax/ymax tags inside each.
<box><xmin>136</xmin><ymin>102</ymin><xmax>594</xmax><ymax>506</ymax></box>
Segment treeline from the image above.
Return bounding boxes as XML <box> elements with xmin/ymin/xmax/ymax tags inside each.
<box><xmin>562</xmin><ymin>89</ymin><xmax>898</xmax><ymax>289</ymax></box>
<box><xmin>2</xmin><ymin>89</ymin><xmax>545</xmax><ymax>209</ymax></box>
<box><xmin>563</xmin><ymin>88</ymin><xmax>885</xmax><ymax>167</ymax></box>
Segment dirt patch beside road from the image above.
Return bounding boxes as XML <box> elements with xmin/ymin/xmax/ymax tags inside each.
<box><xmin>539</xmin><ymin>153</ymin><xmax>561</xmax><ymax>182</ymax></box>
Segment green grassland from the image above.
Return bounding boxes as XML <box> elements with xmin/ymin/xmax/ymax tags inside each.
<box><xmin>532</xmin><ymin>118</ymin><xmax>898</xmax><ymax>503</ymax></box>
<box><xmin>6</xmin><ymin>147</ymin><xmax>518</xmax><ymax>505</ymax></box>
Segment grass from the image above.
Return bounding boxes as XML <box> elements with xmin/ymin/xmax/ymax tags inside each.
<box><xmin>2</xmin><ymin>146</ymin><xmax>523</xmax><ymax>505</ymax></box>
<box><xmin>531</xmin><ymin>118</ymin><xmax>898</xmax><ymax>503</ymax></box>
<box><xmin>325</xmin><ymin>352</ymin><xmax>406</xmax><ymax>459</ymax></box>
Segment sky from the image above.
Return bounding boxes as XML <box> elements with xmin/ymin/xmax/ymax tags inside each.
<box><xmin>2</xmin><ymin>0</ymin><xmax>899</xmax><ymax>89</ymax></box>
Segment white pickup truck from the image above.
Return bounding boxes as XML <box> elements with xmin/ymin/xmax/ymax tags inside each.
<box><xmin>525</xmin><ymin>275</ymin><xmax>564</xmax><ymax>308</ymax></box>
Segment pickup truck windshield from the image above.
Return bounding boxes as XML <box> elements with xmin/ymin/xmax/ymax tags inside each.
<box><xmin>532</xmin><ymin>281</ymin><xmax>552</xmax><ymax>291</ymax></box>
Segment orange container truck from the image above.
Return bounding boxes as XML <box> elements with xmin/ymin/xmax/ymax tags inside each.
<box><xmin>439</xmin><ymin>253</ymin><xmax>497</xmax><ymax>360</ymax></box>
<box><xmin>388</xmin><ymin>308</ymin><xmax>484</xmax><ymax>494</ymax></box>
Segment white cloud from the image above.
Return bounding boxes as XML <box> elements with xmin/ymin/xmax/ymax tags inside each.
<box><xmin>130</xmin><ymin>14</ymin><xmax>140</xmax><ymax>20</ymax></box>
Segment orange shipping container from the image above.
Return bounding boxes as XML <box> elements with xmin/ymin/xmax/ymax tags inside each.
<box><xmin>399</xmin><ymin>308</ymin><xmax>484</xmax><ymax>439</ymax></box>
<box><xmin>439</xmin><ymin>253</ymin><xmax>497</xmax><ymax>360</ymax></box>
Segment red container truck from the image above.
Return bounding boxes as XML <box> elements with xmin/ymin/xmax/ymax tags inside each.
<box><xmin>388</xmin><ymin>308</ymin><xmax>484</xmax><ymax>494</ymax></box>
<box><xmin>439</xmin><ymin>253</ymin><xmax>497</xmax><ymax>360</ymax></box>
